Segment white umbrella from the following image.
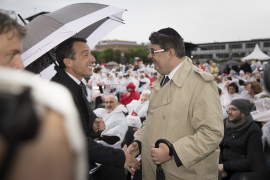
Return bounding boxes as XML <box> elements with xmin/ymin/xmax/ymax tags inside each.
<box><xmin>21</xmin><ymin>3</ymin><xmax>126</xmax><ymax>80</ymax></box>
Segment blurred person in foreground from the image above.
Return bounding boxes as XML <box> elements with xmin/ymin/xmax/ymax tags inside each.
<box><xmin>0</xmin><ymin>11</ymin><xmax>88</xmax><ymax>180</ymax></box>
<box><xmin>219</xmin><ymin>99</ymin><xmax>265</xmax><ymax>180</ymax></box>
<box><xmin>50</xmin><ymin>38</ymin><xmax>140</xmax><ymax>179</ymax></box>
<box><xmin>127</xmin><ymin>27</ymin><xmax>223</xmax><ymax>180</ymax></box>
<box><xmin>0</xmin><ymin>10</ymin><xmax>24</xmax><ymax>69</ymax></box>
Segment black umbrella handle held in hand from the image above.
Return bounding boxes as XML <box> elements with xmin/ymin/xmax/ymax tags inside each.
<box><xmin>155</xmin><ymin>139</ymin><xmax>174</xmax><ymax>157</ymax></box>
<box><xmin>155</xmin><ymin>139</ymin><xmax>173</xmax><ymax>180</ymax></box>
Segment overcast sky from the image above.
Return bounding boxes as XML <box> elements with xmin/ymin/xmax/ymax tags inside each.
<box><xmin>1</xmin><ymin>0</ymin><xmax>270</xmax><ymax>44</ymax></box>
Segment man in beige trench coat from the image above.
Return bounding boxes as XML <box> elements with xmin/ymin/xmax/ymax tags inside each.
<box><xmin>127</xmin><ymin>28</ymin><xmax>224</xmax><ymax>180</ymax></box>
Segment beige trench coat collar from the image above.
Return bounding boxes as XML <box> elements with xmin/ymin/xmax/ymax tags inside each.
<box><xmin>152</xmin><ymin>56</ymin><xmax>192</xmax><ymax>90</ymax></box>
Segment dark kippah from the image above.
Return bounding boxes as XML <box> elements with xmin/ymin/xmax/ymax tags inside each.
<box><xmin>230</xmin><ymin>99</ymin><xmax>253</xmax><ymax>116</ymax></box>
<box><xmin>157</xmin><ymin>27</ymin><xmax>181</xmax><ymax>38</ymax></box>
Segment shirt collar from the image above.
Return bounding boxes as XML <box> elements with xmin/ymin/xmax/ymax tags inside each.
<box><xmin>166</xmin><ymin>60</ymin><xmax>184</xmax><ymax>79</ymax></box>
<box><xmin>66</xmin><ymin>72</ymin><xmax>81</xmax><ymax>85</ymax></box>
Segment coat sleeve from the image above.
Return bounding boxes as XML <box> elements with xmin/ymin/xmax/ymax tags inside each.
<box><xmin>87</xmin><ymin>137</ymin><xmax>125</xmax><ymax>168</ymax></box>
<box><xmin>173</xmin><ymin>81</ymin><xmax>224</xmax><ymax>169</ymax></box>
<box><xmin>223</xmin><ymin>129</ymin><xmax>263</xmax><ymax>172</ymax></box>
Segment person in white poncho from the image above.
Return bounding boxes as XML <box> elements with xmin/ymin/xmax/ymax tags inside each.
<box><xmin>126</xmin><ymin>90</ymin><xmax>151</xmax><ymax>128</ymax></box>
<box><xmin>93</xmin><ymin>95</ymin><xmax>128</xmax><ymax>180</ymax></box>
<box><xmin>220</xmin><ymin>82</ymin><xmax>242</xmax><ymax>110</ymax></box>
<box><xmin>94</xmin><ymin>95</ymin><xmax>128</xmax><ymax>149</ymax></box>
<box><xmin>137</xmin><ymin>74</ymin><xmax>150</xmax><ymax>93</ymax></box>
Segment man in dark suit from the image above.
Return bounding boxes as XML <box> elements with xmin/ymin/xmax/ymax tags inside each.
<box><xmin>51</xmin><ymin>38</ymin><xmax>140</xmax><ymax>179</ymax></box>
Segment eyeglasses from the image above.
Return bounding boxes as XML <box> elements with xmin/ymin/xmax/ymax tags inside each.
<box><xmin>227</xmin><ymin>108</ymin><xmax>239</xmax><ymax>112</ymax></box>
<box><xmin>148</xmin><ymin>48</ymin><xmax>166</xmax><ymax>56</ymax></box>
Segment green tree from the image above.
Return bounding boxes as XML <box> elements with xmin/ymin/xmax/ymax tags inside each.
<box><xmin>113</xmin><ymin>49</ymin><xmax>121</xmax><ymax>63</ymax></box>
<box><xmin>103</xmin><ymin>48</ymin><xmax>114</xmax><ymax>63</ymax></box>
<box><xmin>91</xmin><ymin>50</ymin><xmax>101</xmax><ymax>63</ymax></box>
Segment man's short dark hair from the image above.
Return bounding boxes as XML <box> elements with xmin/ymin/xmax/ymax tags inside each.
<box><xmin>228</xmin><ymin>82</ymin><xmax>239</xmax><ymax>93</ymax></box>
<box><xmin>56</xmin><ymin>38</ymin><xmax>86</xmax><ymax>68</ymax></box>
<box><xmin>0</xmin><ymin>10</ymin><xmax>27</xmax><ymax>39</ymax></box>
<box><xmin>149</xmin><ymin>32</ymin><xmax>185</xmax><ymax>58</ymax></box>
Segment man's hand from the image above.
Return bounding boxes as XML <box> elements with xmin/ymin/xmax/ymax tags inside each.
<box><xmin>92</xmin><ymin>117</ymin><xmax>105</xmax><ymax>132</ymax></box>
<box><xmin>218</xmin><ymin>164</ymin><xmax>224</xmax><ymax>171</ymax></box>
<box><xmin>122</xmin><ymin>145</ymin><xmax>140</xmax><ymax>175</ymax></box>
<box><xmin>127</xmin><ymin>142</ymin><xmax>140</xmax><ymax>158</ymax></box>
<box><xmin>221</xmin><ymin>171</ymin><xmax>227</xmax><ymax>178</ymax></box>
<box><xmin>127</xmin><ymin>92</ymin><xmax>131</xmax><ymax>97</ymax></box>
<box><xmin>218</xmin><ymin>164</ymin><xmax>227</xmax><ymax>177</ymax></box>
<box><xmin>97</xmin><ymin>117</ymin><xmax>105</xmax><ymax>131</ymax></box>
<box><xmin>151</xmin><ymin>143</ymin><xmax>173</xmax><ymax>164</ymax></box>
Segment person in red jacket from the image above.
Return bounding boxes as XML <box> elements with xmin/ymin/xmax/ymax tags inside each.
<box><xmin>120</xmin><ymin>82</ymin><xmax>140</xmax><ymax>106</ymax></box>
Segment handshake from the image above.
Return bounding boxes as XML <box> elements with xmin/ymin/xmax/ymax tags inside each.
<box><xmin>122</xmin><ymin>142</ymin><xmax>140</xmax><ymax>175</ymax></box>
<box><xmin>93</xmin><ymin>117</ymin><xmax>140</xmax><ymax>175</ymax></box>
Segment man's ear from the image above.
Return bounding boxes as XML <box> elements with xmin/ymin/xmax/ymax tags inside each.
<box><xmin>63</xmin><ymin>58</ymin><xmax>72</xmax><ymax>68</ymax></box>
<box><xmin>167</xmin><ymin>48</ymin><xmax>175</xmax><ymax>60</ymax></box>
<box><xmin>242</xmin><ymin>113</ymin><xmax>246</xmax><ymax>119</ymax></box>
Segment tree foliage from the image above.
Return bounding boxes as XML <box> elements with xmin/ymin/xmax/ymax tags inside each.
<box><xmin>93</xmin><ymin>45</ymin><xmax>152</xmax><ymax>64</ymax></box>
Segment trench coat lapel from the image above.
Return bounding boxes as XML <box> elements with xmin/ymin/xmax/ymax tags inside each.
<box><xmin>152</xmin><ymin>57</ymin><xmax>193</xmax><ymax>90</ymax></box>
<box><xmin>171</xmin><ymin>57</ymin><xmax>193</xmax><ymax>88</ymax></box>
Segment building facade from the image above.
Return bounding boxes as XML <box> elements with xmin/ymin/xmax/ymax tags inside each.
<box><xmin>93</xmin><ymin>40</ymin><xmax>138</xmax><ymax>51</ymax></box>
<box><xmin>191</xmin><ymin>38</ymin><xmax>270</xmax><ymax>61</ymax></box>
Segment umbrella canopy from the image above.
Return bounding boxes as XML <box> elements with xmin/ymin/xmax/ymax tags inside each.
<box><xmin>22</xmin><ymin>3</ymin><xmax>125</xmax><ymax>79</ymax></box>
<box><xmin>225</xmin><ymin>60</ymin><xmax>239</xmax><ymax>68</ymax></box>
<box><xmin>107</xmin><ymin>61</ymin><xmax>118</xmax><ymax>66</ymax></box>
<box><xmin>242</xmin><ymin>44</ymin><xmax>270</xmax><ymax>62</ymax></box>
<box><xmin>218</xmin><ymin>63</ymin><xmax>226</xmax><ymax>75</ymax></box>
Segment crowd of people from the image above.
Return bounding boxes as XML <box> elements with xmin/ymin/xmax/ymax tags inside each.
<box><xmin>1</xmin><ymin>9</ymin><xmax>270</xmax><ymax>180</ymax></box>
<box><xmin>83</xmin><ymin>55</ymin><xmax>270</xmax><ymax>180</ymax></box>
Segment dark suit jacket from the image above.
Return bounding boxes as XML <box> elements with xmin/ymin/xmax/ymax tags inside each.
<box><xmin>51</xmin><ymin>66</ymin><xmax>125</xmax><ymax>168</ymax></box>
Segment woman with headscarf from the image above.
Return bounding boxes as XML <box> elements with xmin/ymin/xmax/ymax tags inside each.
<box><xmin>137</xmin><ymin>74</ymin><xmax>150</xmax><ymax>93</ymax></box>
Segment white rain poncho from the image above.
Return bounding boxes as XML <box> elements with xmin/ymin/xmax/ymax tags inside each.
<box><xmin>222</xmin><ymin>107</ymin><xmax>229</xmax><ymax>120</ymax></box>
<box><xmin>104</xmin><ymin>73</ymin><xmax>118</xmax><ymax>95</ymax></box>
<box><xmin>137</xmin><ymin>74</ymin><xmax>150</xmax><ymax>93</ymax></box>
<box><xmin>240</xmin><ymin>90</ymin><xmax>254</xmax><ymax>101</ymax></box>
<box><xmin>91</xmin><ymin>73</ymin><xmax>105</xmax><ymax>101</ymax></box>
<box><xmin>238</xmin><ymin>70</ymin><xmax>245</xmax><ymax>81</ymax></box>
<box><xmin>251</xmin><ymin>98</ymin><xmax>270</xmax><ymax>122</ymax></box>
<box><xmin>94</xmin><ymin>105</ymin><xmax>128</xmax><ymax>149</ymax></box>
<box><xmin>0</xmin><ymin>67</ymin><xmax>87</xmax><ymax>180</ymax></box>
<box><xmin>126</xmin><ymin>90</ymin><xmax>151</xmax><ymax>128</ymax></box>
<box><xmin>262</xmin><ymin>121</ymin><xmax>270</xmax><ymax>151</ymax></box>
<box><xmin>220</xmin><ymin>92</ymin><xmax>243</xmax><ymax>110</ymax></box>
<box><xmin>116</xmin><ymin>72</ymin><xmax>126</xmax><ymax>93</ymax></box>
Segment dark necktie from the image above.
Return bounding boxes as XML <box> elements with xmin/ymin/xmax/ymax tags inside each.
<box><xmin>81</xmin><ymin>82</ymin><xmax>88</xmax><ymax>96</ymax></box>
<box><xmin>80</xmin><ymin>82</ymin><xmax>96</xmax><ymax>118</ymax></box>
<box><xmin>161</xmin><ymin>76</ymin><xmax>170</xmax><ymax>87</ymax></box>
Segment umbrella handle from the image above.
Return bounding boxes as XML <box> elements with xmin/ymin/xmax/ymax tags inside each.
<box><xmin>155</xmin><ymin>139</ymin><xmax>173</xmax><ymax>156</ymax></box>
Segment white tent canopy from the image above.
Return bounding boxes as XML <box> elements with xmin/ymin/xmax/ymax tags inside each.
<box><xmin>242</xmin><ymin>44</ymin><xmax>270</xmax><ymax>62</ymax></box>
